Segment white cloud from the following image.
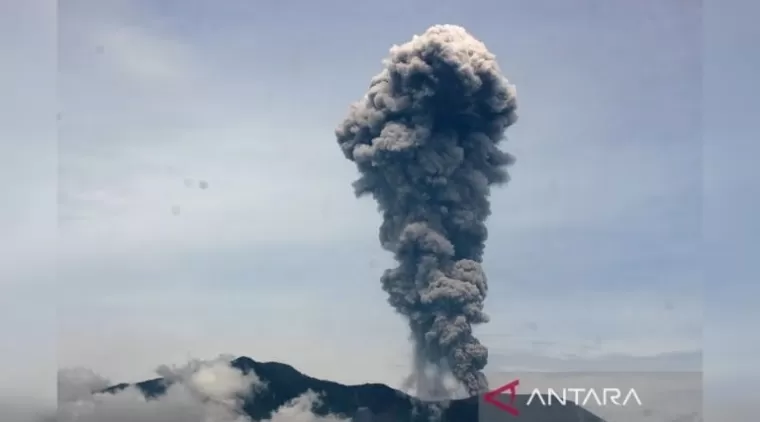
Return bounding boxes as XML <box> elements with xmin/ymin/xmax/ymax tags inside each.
<box><xmin>55</xmin><ymin>357</ymin><xmax>349</xmax><ymax>422</ymax></box>
<box><xmin>267</xmin><ymin>391</ymin><xmax>348</xmax><ymax>422</ymax></box>
<box><xmin>60</xmin><ymin>0</ymin><xmax>202</xmax><ymax>88</ymax></box>
<box><xmin>57</xmin><ymin>368</ymin><xmax>111</xmax><ymax>403</ymax></box>
<box><xmin>56</xmin><ymin>1</ymin><xmax>377</xmax><ymax>277</ymax></box>
<box><xmin>95</xmin><ymin>25</ymin><xmax>199</xmax><ymax>87</ymax></box>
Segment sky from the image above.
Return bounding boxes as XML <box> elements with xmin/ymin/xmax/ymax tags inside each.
<box><xmin>0</xmin><ymin>0</ymin><xmax>756</xmax><ymax>419</ymax></box>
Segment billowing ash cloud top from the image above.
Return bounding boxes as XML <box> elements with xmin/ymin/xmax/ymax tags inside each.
<box><xmin>335</xmin><ymin>24</ymin><xmax>518</xmax><ymax>397</ymax></box>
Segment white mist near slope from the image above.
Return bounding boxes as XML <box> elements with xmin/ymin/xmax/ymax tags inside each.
<box><xmin>56</xmin><ymin>356</ymin><xmax>348</xmax><ymax>422</ymax></box>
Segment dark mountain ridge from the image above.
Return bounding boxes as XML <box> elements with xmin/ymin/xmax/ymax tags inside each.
<box><xmin>103</xmin><ymin>356</ymin><xmax>605</xmax><ymax>422</ymax></box>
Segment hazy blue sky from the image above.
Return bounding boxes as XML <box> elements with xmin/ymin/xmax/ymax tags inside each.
<box><xmin>0</xmin><ymin>0</ymin><xmax>756</xmax><ymax>417</ymax></box>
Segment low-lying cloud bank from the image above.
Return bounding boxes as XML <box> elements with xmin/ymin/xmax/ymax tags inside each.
<box><xmin>54</xmin><ymin>356</ymin><xmax>348</xmax><ymax>422</ymax></box>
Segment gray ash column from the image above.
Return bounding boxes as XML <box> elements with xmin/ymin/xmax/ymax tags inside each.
<box><xmin>335</xmin><ymin>25</ymin><xmax>518</xmax><ymax>397</ymax></box>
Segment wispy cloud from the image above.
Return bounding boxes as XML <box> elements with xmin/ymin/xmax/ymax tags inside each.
<box><xmin>56</xmin><ymin>357</ymin><xmax>348</xmax><ymax>422</ymax></box>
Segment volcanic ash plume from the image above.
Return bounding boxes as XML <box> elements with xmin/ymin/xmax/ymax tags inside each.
<box><xmin>335</xmin><ymin>25</ymin><xmax>518</xmax><ymax>397</ymax></box>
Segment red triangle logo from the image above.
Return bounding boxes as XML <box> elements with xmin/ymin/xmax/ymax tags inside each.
<box><xmin>484</xmin><ymin>379</ymin><xmax>520</xmax><ymax>416</ymax></box>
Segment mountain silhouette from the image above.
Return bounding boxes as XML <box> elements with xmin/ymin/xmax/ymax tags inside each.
<box><xmin>103</xmin><ymin>356</ymin><xmax>606</xmax><ymax>422</ymax></box>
